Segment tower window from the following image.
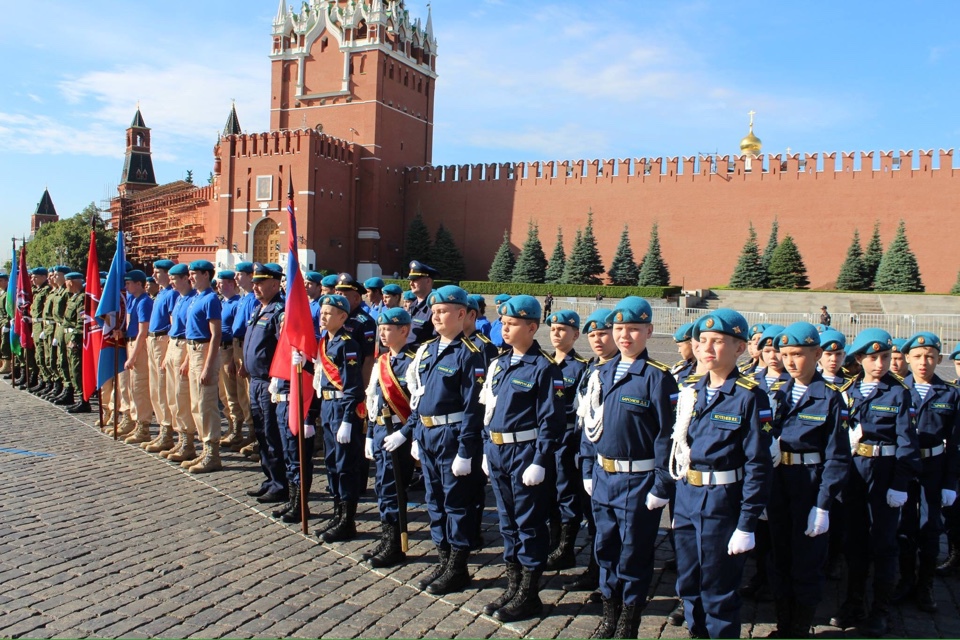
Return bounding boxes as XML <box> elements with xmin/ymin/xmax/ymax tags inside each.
<box><xmin>389</xmin><ymin>65</ymin><xmax>394</xmax><ymax>80</ymax></box>
<box><xmin>321</xmin><ymin>36</ymin><xmax>328</xmax><ymax>53</ymax></box>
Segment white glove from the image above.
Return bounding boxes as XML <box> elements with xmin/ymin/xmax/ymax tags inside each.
<box><xmin>770</xmin><ymin>438</ymin><xmax>781</xmax><ymax>467</ymax></box>
<box><xmin>304</xmin><ymin>423</ymin><xmax>315</xmax><ymax>438</ymax></box>
<box><xmin>364</xmin><ymin>437</ymin><xmax>374</xmax><ymax>460</ymax></box>
<box><xmin>52</xmin><ymin>338</ymin><xmax>58</xmax><ymax>347</ymax></box>
<box><xmin>291</xmin><ymin>349</ymin><xmax>303</xmax><ymax>367</ymax></box>
<box><xmin>39</xmin><ymin>331</ymin><xmax>45</xmax><ymax>340</ymax></box>
<box><xmin>805</xmin><ymin>507</ymin><xmax>830</xmax><ymax>537</ymax></box>
<box><xmin>383</xmin><ymin>431</ymin><xmax>407</xmax><ymax>452</ymax></box>
<box><xmin>411</xmin><ymin>440</ymin><xmax>420</xmax><ymax>461</ymax></box>
<box><xmin>522</xmin><ymin>464</ymin><xmax>546</xmax><ymax>486</ymax></box>
<box><xmin>943</xmin><ymin>489</ymin><xmax>958</xmax><ymax>508</ymax></box>
<box><xmin>451</xmin><ymin>455</ymin><xmax>472</xmax><ymax>477</ymax></box>
<box><xmin>336</xmin><ymin>421</ymin><xmax>352</xmax><ymax>444</ymax></box>
<box><xmin>481</xmin><ymin>454</ymin><xmax>489</xmax><ymax>476</ymax></box>
<box><xmin>727</xmin><ymin>529</ymin><xmax>755</xmax><ymax>555</ymax></box>
<box><xmin>268</xmin><ymin>377</ymin><xmax>280</xmax><ymax>394</ymax></box>
<box><xmin>645</xmin><ymin>493</ymin><xmax>669</xmax><ymax>510</ymax></box>
<box><xmin>886</xmin><ymin>488</ymin><xmax>908</xmax><ymax>508</ymax></box>
<box><xmin>584</xmin><ymin>478</ymin><xmax>593</xmax><ymax>496</ymax></box>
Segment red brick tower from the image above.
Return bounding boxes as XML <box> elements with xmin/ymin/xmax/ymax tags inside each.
<box><xmin>30</xmin><ymin>188</ymin><xmax>59</xmax><ymax>235</ymax></box>
<box><xmin>119</xmin><ymin>107</ymin><xmax>158</xmax><ymax>197</ymax></box>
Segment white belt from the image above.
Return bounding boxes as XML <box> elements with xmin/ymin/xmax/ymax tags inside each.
<box><xmin>321</xmin><ymin>390</ymin><xmax>344</xmax><ymax>400</ymax></box>
<box><xmin>488</xmin><ymin>428</ymin><xmax>537</xmax><ymax>445</ymax></box>
<box><xmin>272</xmin><ymin>393</ymin><xmax>287</xmax><ymax>403</ymax></box>
<box><xmin>686</xmin><ymin>467</ymin><xmax>745</xmax><ymax>487</ymax></box>
<box><xmin>421</xmin><ymin>412</ymin><xmax>465</xmax><ymax>427</ymax></box>
<box><xmin>597</xmin><ymin>455</ymin><xmax>655</xmax><ymax>473</ymax></box>
<box><xmin>376</xmin><ymin>414</ymin><xmax>403</xmax><ymax>426</ymax></box>
<box><xmin>780</xmin><ymin>451</ymin><xmax>822</xmax><ymax>466</ymax></box>
<box><xmin>856</xmin><ymin>442</ymin><xmax>897</xmax><ymax>458</ymax></box>
<box><xmin>921</xmin><ymin>443</ymin><xmax>946</xmax><ymax>459</ymax></box>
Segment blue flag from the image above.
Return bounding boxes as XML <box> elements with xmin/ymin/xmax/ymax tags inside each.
<box><xmin>95</xmin><ymin>232</ymin><xmax>127</xmax><ymax>389</ymax></box>
<box><xmin>7</xmin><ymin>246</ymin><xmax>20</xmax><ymax>356</ymax></box>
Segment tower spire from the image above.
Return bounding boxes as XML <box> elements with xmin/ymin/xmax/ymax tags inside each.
<box><xmin>274</xmin><ymin>0</ymin><xmax>286</xmax><ymax>25</ymax></box>
<box><xmin>223</xmin><ymin>101</ymin><xmax>242</xmax><ymax>136</ymax></box>
<box><xmin>120</xmin><ymin>107</ymin><xmax>157</xmax><ymax>196</ymax></box>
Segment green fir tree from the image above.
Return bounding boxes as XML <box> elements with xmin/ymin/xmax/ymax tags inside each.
<box><xmin>835</xmin><ymin>229</ymin><xmax>870</xmax><ymax>290</ymax></box>
<box><xmin>863</xmin><ymin>221</ymin><xmax>883</xmax><ymax>288</ymax></box>
<box><xmin>767</xmin><ymin>234</ymin><xmax>810</xmax><ymax>289</ymax></box>
<box><xmin>563</xmin><ymin>210</ymin><xmax>605</xmax><ymax>285</ymax></box>
<box><xmin>404</xmin><ymin>210</ymin><xmax>432</xmax><ymax>265</ymax></box>
<box><xmin>728</xmin><ymin>223</ymin><xmax>768</xmax><ymax>289</ymax></box>
<box><xmin>560</xmin><ymin>229</ymin><xmax>583</xmax><ymax>284</ymax></box>
<box><xmin>511</xmin><ymin>221</ymin><xmax>548</xmax><ymax>283</ymax></box>
<box><xmin>607</xmin><ymin>225</ymin><xmax>639</xmax><ymax>286</ymax></box>
<box><xmin>637</xmin><ymin>223</ymin><xmax>671</xmax><ymax>286</ymax></box>
<box><xmin>428</xmin><ymin>223</ymin><xmax>466</xmax><ymax>281</ymax></box>
<box><xmin>951</xmin><ymin>268</ymin><xmax>960</xmax><ymax>295</ymax></box>
<box><xmin>873</xmin><ymin>220</ymin><xmax>924</xmax><ymax>292</ymax></box>
<box><xmin>761</xmin><ymin>217</ymin><xmax>779</xmax><ymax>276</ymax></box>
<box><xmin>487</xmin><ymin>230</ymin><xmax>516</xmax><ymax>282</ymax></box>
<box><xmin>544</xmin><ymin>227</ymin><xmax>566</xmax><ymax>284</ymax></box>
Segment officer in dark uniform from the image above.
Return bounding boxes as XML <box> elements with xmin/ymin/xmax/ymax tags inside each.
<box><xmin>406</xmin><ymin>260</ymin><xmax>439</xmax><ymax>346</ymax></box>
<box><xmin>671</xmin><ymin>322</ymin><xmax>697</xmax><ymax>385</ymax></box>
<box><xmin>240</xmin><ymin>263</ymin><xmax>289</xmax><ymax>503</ymax></box>
<box><xmin>830</xmin><ymin>328</ymin><xmax>920</xmax><ymax>638</ymax></box>
<box><xmin>766</xmin><ymin>322</ymin><xmax>851</xmax><ymax>638</ymax></box>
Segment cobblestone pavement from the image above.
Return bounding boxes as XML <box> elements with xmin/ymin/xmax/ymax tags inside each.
<box><xmin>1</xmin><ymin>336</ymin><xmax>959</xmax><ymax>638</ymax></box>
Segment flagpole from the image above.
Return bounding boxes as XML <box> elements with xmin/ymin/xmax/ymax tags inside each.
<box><xmin>296</xmin><ymin>360</ymin><xmax>308</xmax><ymax>535</ymax></box>
<box><xmin>112</xmin><ymin>346</ymin><xmax>119</xmax><ymax>441</ymax></box>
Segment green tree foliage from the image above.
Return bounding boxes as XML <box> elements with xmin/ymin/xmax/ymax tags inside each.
<box><xmin>863</xmin><ymin>221</ymin><xmax>883</xmax><ymax>288</ymax></box>
<box><xmin>544</xmin><ymin>227</ymin><xmax>566</xmax><ymax>284</ymax></box>
<box><xmin>728</xmin><ymin>223</ymin><xmax>768</xmax><ymax>289</ymax></box>
<box><xmin>637</xmin><ymin>223</ymin><xmax>671</xmax><ymax>286</ymax></box>
<box><xmin>951</xmin><ymin>268</ymin><xmax>960</xmax><ymax>295</ymax></box>
<box><xmin>404</xmin><ymin>211</ymin><xmax>432</xmax><ymax>265</ymax></box>
<box><xmin>607</xmin><ymin>226</ymin><xmax>639</xmax><ymax>286</ymax></box>
<box><xmin>511</xmin><ymin>221</ymin><xmax>548</xmax><ymax>283</ymax></box>
<box><xmin>835</xmin><ymin>229</ymin><xmax>870</xmax><ymax>290</ymax></box>
<box><xmin>487</xmin><ymin>230</ymin><xmax>515</xmax><ymax>282</ymax></box>
<box><xmin>428</xmin><ymin>223</ymin><xmax>466</xmax><ymax>281</ymax></box>
<box><xmin>761</xmin><ymin>217</ymin><xmax>779</xmax><ymax>276</ymax></box>
<box><xmin>873</xmin><ymin>220</ymin><xmax>924</xmax><ymax>292</ymax></box>
<box><xmin>185</xmin><ymin>169</ymin><xmax>194</xmax><ymax>184</ymax></box>
<box><xmin>767</xmin><ymin>234</ymin><xmax>810</xmax><ymax>289</ymax></box>
<box><xmin>563</xmin><ymin>211</ymin><xmax>604</xmax><ymax>285</ymax></box>
<box><xmin>26</xmin><ymin>203</ymin><xmax>117</xmax><ymax>272</ymax></box>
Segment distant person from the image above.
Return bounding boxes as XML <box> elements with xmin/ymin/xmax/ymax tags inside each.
<box><xmin>542</xmin><ymin>293</ymin><xmax>554</xmax><ymax>322</ymax></box>
<box><xmin>820</xmin><ymin>306</ymin><xmax>832</xmax><ymax>327</ymax></box>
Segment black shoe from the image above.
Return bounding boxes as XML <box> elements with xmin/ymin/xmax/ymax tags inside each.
<box><xmin>362</xmin><ymin>524</ymin><xmax>389</xmax><ymax>562</ymax></box>
<box><xmin>257</xmin><ymin>490</ymin><xmax>289</xmax><ymax>504</ymax></box>
<box><xmin>483</xmin><ymin>562</ymin><xmax>521</xmax><ymax>616</ymax></box>
<box><xmin>281</xmin><ymin>487</ymin><xmax>309</xmax><ymax>524</ymax></box>
<box><xmin>858</xmin><ymin>613</ymin><xmax>888</xmax><ymax>638</ymax></box>
<box><xmin>545</xmin><ymin>522</ymin><xmax>579</xmax><ymax>571</ymax></box>
<box><xmin>317</xmin><ymin>499</ymin><xmax>343</xmax><ymax>537</ymax></box>
<box><xmin>54</xmin><ymin>391</ymin><xmax>75</xmax><ymax>406</ymax></box>
<box><xmin>493</xmin><ymin>567</ymin><xmax>543</xmax><ymax>622</ymax></box>
<box><xmin>612</xmin><ymin>602</ymin><xmax>641</xmax><ymax>640</ymax></box>
<box><xmin>67</xmin><ymin>401</ymin><xmax>91</xmax><ymax>414</ymax></box>
<box><xmin>667</xmin><ymin>601</ymin><xmax>685</xmax><ymax>627</ymax></box>
<box><xmin>417</xmin><ymin>547</ymin><xmax>450</xmax><ymax>590</ymax></box>
<box><xmin>591</xmin><ymin>597</ymin><xmax>621</xmax><ymax>639</ymax></box>
<box><xmin>322</xmin><ymin>501</ymin><xmax>357</xmax><ymax>543</ymax></box>
<box><xmin>273</xmin><ymin>486</ymin><xmax>299</xmax><ymax>518</ymax></box>
<box><xmin>367</xmin><ymin>522</ymin><xmax>405</xmax><ymax>568</ymax></box>
<box><xmin>426</xmin><ymin>548</ymin><xmax>471</xmax><ymax>595</ymax></box>
<box><xmin>246</xmin><ymin>486</ymin><xmax>269</xmax><ymax>498</ymax></box>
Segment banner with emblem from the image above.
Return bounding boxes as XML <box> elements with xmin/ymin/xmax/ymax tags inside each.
<box><xmin>82</xmin><ymin>226</ymin><xmax>103</xmax><ymax>401</ymax></box>
<box><xmin>94</xmin><ymin>230</ymin><xmax>127</xmax><ymax>389</ymax></box>
<box><xmin>378</xmin><ymin>353</ymin><xmax>411</xmax><ymax>423</ymax></box>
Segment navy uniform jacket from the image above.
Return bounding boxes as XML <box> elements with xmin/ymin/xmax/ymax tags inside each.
<box><xmin>770</xmin><ymin>373</ymin><xmax>851</xmax><ymax>509</ymax></box>
<box><xmin>485</xmin><ymin>341</ymin><xmax>566</xmax><ymax>467</ymax></box>
<box><xmin>754</xmin><ymin>366</ymin><xmax>791</xmax><ymax>393</ymax></box>
<box><xmin>555</xmin><ymin>350</ymin><xmax>590</xmax><ymax>424</ymax></box>
<box><xmin>370</xmin><ymin>348</ymin><xmax>416</xmax><ymax>422</ymax></box>
<box><xmin>848</xmin><ymin>372</ymin><xmax>920</xmax><ymax>492</ymax></box>
<box><xmin>242</xmin><ymin>293</ymin><xmax>283</xmax><ymax>381</ymax></box>
<box><xmin>581</xmin><ymin>352</ymin><xmax>679</xmax><ymax>500</ymax></box>
<box><xmin>685</xmin><ymin>371</ymin><xmax>776</xmax><ymax>533</ymax></box>
<box><xmin>470</xmin><ymin>331</ymin><xmax>501</xmax><ymax>367</ymax></box>
<box><xmin>318</xmin><ymin>327</ymin><xmax>365</xmax><ymax>423</ymax></box>
<box><xmin>904</xmin><ymin>373</ymin><xmax>960</xmax><ymax>490</ymax></box>
<box><xmin>672</xmin><ymin>359</ymin><xmax>696</xmax><ymax>385</ymax></box>
<box><xmin>407</xmin><ymin>297</ymin><xmax>435</xmax><ymax>345</ymax></box>
<box><xmin>402</xmin><ymin>334</ymin><xmax>485</xmax><ymax>458</ymax></box>
<box><xmin>347</xmin><ymin>307</ymin><xmax>377</xmax><ymax>359</ymax></box>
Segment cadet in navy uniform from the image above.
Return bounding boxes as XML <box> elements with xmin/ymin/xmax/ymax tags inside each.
<box><xmin>672</xmin><ymin>308</ymin><xmax>775</xmax><ymax>639</ymax></box>
<box><xmin>335</xmin><ymin>273</ymin><xmax>377</xmax><ymax>363</ymax></box>
<box><xmin>543</xmin><ymin>309</ymin><xmax>590</xmax><ymax>572</ymax></box>
<box><xmin>362</xmin><ymin>307</ymin><xmax>416</xmax><ymax>568</ymax></box>
<box><xmin>752</xmin><ymin>324</ymin><xmax>787</xmax><ymax>391</ymax></box>
<box><xmin>489</xmin><ymin>294</ymin><xmax>510</xmax><ymax>348</ymax></box>
<box><xmin>406</xmin><ymin>261</ymin><xmax>439</xmax><ymax>346</ymax></box>
<box><xmin>893</xmin><ymin>332</ymin><xmax>960</xmax><ymax>613</ymax></box>
<box><xmin>890</xmin><ymin>338</ymin><xmax>909</xmax><ymax>378</ymax></box>
<box><xmin>818</xmin><ymin>329</ymin><xmax>848</xmax><ymax>384</ymax></box>
<box><xmin>312</xmin><ymin>294</ymin><xmax>366</xmax><ymax>543</ymax></box>
<box><xmin>240</xmin><ymin>263</ymin><xmax>289</xmax><ymax>503</ymax></box>
<box><xmin>939</xmin><ymin>343</ymin><xmax>960</xmax><ymax>577</ymax></box>
<box><xmin>671</xmin><ymin>322</ymin><xmax>697</xmax><ymax>385</ymax></box>
<box><xmin>830</xmin><ymin>328</ymin><xmax>920</xmax><ymax>637</ymax></box>
<box><xmin>478</xmin><ymin>295</ymin><xmax>565</xmax><ymax>622</ymax></box>
<box><xmin>401</xmin><ymin>285</ymin><xmax>485</xmax><ymax>595</ymax></box>
<box><xmin>765</xmin><ymin>322</ymin><xmax>851</xmax><ymax>638</ymax></box>
<box><xmin>739</xmin><ymin>323</ymin><xmax>767</xmax><ymax>374</ymax></box>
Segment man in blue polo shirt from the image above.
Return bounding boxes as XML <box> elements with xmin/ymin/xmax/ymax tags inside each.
<box><xmin>142</xmin><ymin>259</ymin><xmax>178</xmax><ymax>453</ymax></box>
<box><xmin>122</xmin><ymin>269</ymin><xmax>155</xmax><ymax>444</ymax></box>
<box><xmin>217</xmin><ymin>270</ymin><xmax>244</xmax><ymax>447</ymax></box>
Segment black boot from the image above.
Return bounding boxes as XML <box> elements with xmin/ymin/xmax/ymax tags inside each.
<box><xmin>892</xmin><ymin>545</ymin><xmax>917</xmax><ymax>603</ymax></box>
<box><xmin>937</xmin><ymin>534</ymin><xmax>960</xmax><ymax>576</ymax></box>
<box><xmin>67</xmin><ymin>401</ymin><xmax>91</xmax><ymax>414</ymax></box>
<box><xmin>362</xmin><ymin>522</ymin><xmax>390</xmax><ymax>562</ymax></box>
<box><xmin>417</xmin><ymin>546</ymin><xmax>450</xmax><ymax>590</ymax></box>
<box><xmin>43</xmin><ymin>381</ymin><xmax>63</xmax><ymax>399</ymax></box>
<box><xmin>545</xmin><ymin>522</ymin><xmax>579</xmax><ymax>571</ymax></box>
<box><xmin>273</xmin><ymin>485</ymin><xmax>298</xmax><ymax>518</ymax></box>
<box><xmin>563</xmin><ymin>539</ymin><xmax>599</xmax><ymax>591</ymax></box>
<box><xmin>483</xmin><ymin>562</ymin><xmax>521</xmax><ymax>615</ymax></box>
<box><xmin>322</xmin><ymin>501</ymin><xmax>357</xmax><ymax>542</ymax></box>
<box><xmin>591</xmin><ymin>596</ymin><xmax>621</xmax><ymax>639</ymax></box>
<box><xmin>767</xmin><ymin>598</ymin><xmax>793</xmax><ymax>638</ymax></box>
<box><xmin>426</xmin><ymin>547</ymin><xmax>471</xmax><ymax>595</ymax></box>
<box><xmin>916</xmin><ymin>554</ymin><xmax>938</xmax><ymax>613</ymax></box>
<box><xmin>368</xmin><ymin>522</ymin><xmax>405</xmax><ymax>568</ymax></box>
<box><xmin>613</xmin><ymin>602</ymin><xmax>641</xmax><ymax>640</ymax></box>
<box><xmin>791</xmin><ymin>602</ymin><xmax>815</xmax><ymax>638</ymax></box>
<box><xmin>494</xmin><ymin>567</ymin><xmax>543</xmax><ymax>622</ymax></box>
<box><xmin>316</xmin><ymin>498</ymin><xmax>342</xmax><ymax>536</ymax></box>
<box><xmin>548</xmin><ymin>517</ymin><xmax>562</xmax><ymax>553</ymax></box>
<box><xmin>859</xmin><ymin>581</ymin><xmax>892</xmax><ymax>638</ymax></box>
<box><xmin>14</xmin><ymin>368</ymin><xmax>26</xmax><ymax>386</ymax></box>
<box><xmin>54</xmin><ymin>388</ymin><xmax>74</xmax><ymax>406</ymax></box>
<box><xmin>830</xmin><ymin>569</ymin><xmax>867</xmax><ymax>629</ymax></box>
<box><xmin>29</xmin><ymin>379</ymin><xmax>46</xmax><ymax>393</ymax></box>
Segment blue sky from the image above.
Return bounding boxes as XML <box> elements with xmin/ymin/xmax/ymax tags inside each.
<box><xmin>2</xmin><ymin>0</ymin><xmax>959</xmax><ymax>262</ymax></box>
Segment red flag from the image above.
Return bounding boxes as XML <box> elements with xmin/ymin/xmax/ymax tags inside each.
<box><xmin>82</xmin><ymin>229</ymin><xmax>103</xmax><ymax>401</ymax></box>
<box><xmin>269</xmin><ymin>178</ymin><xmax>318</xmax><ymax>436</ymax></box>
<box><xmin>14</xmin><ymin>246</ymin><xmax>33</xmax><ymax>350</ymax></box>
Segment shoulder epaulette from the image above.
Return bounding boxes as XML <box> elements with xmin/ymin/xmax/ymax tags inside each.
<box><xmin>461</xmin><ymin>336</ymin><xmax>480</xmax><ymax>353</ymax></box>
<box><xmin>475</xmin><ymin>332</ymin><xmax>492</xmax><ymax>344</ymax></box>
<box><xmin>402</xmin><ymin>348</ymin><xmax>418</xmax><ymax>359</ymax></box>
<box><xmin>735</xmin><ymin>376</ymin><xmax>759</xmax><ymax>390</ymax></box>
<box><xmin>945</xmin><ymin>380</ymin><xmax>959</xmax><ymax>389</ymax></box>
<box><xmin>684</xmin><ymin>373</ymin><xmax>703</xmax><ymax>386</ymax></box>
<box><xmin>574</xmin><ymin>354</ymin><xmax>590</xmax><ymax>364</ymax></box>
<box><xmin>896</xmin><ymin>376</ymin><xmax>910</xmax><ymax>389</ymax></box>
<box><xmin>424</xmin><ymin>337</ymin><xmax>439</xmax><ymax>345</ymax></box>
<box><xmin>646</xmin><ymin>358</ymin><xmax>670</xmax><ymax>373</ymax></box>
<box><xmin>341</xmin><ymin>332</ymin><xmax>351</xmax><ymax>340</ymax></box>
<box><xmin>835</xmin><ymin>377</ymin><xmax>855</xmax><ymax>392</ymax></box>
<box><xmin>892</xmin><ymin>372</ymin><xmax>905</xmax><ymax>383</ymax></box>
<box><xmin>771</xmin><ymin>380</ymin><xmax>786</xmax><ymax>392</ymax></box>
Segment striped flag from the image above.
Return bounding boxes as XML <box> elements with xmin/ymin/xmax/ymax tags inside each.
<box><xmin>95</xmin><ymin>231</ymin><xmax>127</xmax><ymax>389</ymax></box>
<box><xmin>82</xmin><ymin>227</ymin><xmax>103</xmax><ymax>401</ymax></box>
<box><xmin>7</xmin><ymin>244</ymin><xmax>21</xmax><ymax>357</ymax></box>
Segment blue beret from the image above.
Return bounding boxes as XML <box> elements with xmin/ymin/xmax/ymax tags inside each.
<box><xmin>188</xmin><ymin>260</ymin><xmax>215</xmax><ymax>272</ymax></box>
<box><xmin>890</xmin><ymin>338</ymin><xmax>907</xmax><ymax>353</ymax></box>
<box><xmin>402</xmin><ymin>290</ymin><xmax>417</xmax><ymax>301</ymax></box>
<box><xmin>335</xmin><ymin>273</ymin><xmax>366</xmax><ymax>294</ymax></box>
<box><xmin>153</xmin><ymin>259</ymin><xmax>175</xmax><ymax>271</ymax></box>
<box><xmin>235</xmin><ymin>261</ymin><xmax>254</xmax><ymax>274</ymax></box>
<box><xmin>466</xmin><ymin>294</ymin><xmax>486</xmax><ymax>312</ymax></box>
<box><xmin>124</xmin><ymin>269</ymin><xmax>147</xmax><ymax>283</ymax></box>
<box><xmin>774</xmin><ymin>322</ymin><xmax>821</xmax><ymax>349</ymax></box>
<box><xmin>546</xmin><ymin>309</ymin><xmax>580</xmax><ymax>328</ymax></box>
<box><xmin>465</xmin><ymin>294</ymin><xmax>480</xmax><ymax>312</ymax></box>
<box><xmin>146</xmin><ymin>276</ymin><xmax>156</xmax><ymax>283</ymax></box>
<box><xmin>429</xmin><ymin>285</ymin><xmax>469</xmax><ymax>307</ymax></box>
<box><xmin>168</xmin><ymin>264</ymin><xmax>189</xmax><ymax>276</ymax></box>
<box><xmin>383</xmin><ymin>283</ymin><xmax>403</xmax><ymax>295</ymax></box>
<box><xmin>217</xmin><ymin>270</ymin><xmax>235</xmax><ymax>281</ymax></box>
<box><xmin>674</xmin><ymin>322</ymin><xmax>695</xmax><ymax>343</ymax></box>
<box><xmin>756</xmin><ymin>324</ymin><xmax>785</xmax><ymax>349</ymax></box>
<box><xmin>30</xmin><ymin>267</ymin><xmax>48</xmax><ymax>276</ymax></box>
<box><xmin>902</xmin><ymin>332</ymin><xmax>942</xmax><ymax>353</ymax></box>
<box><xmin>582</xmin><ymin>309</ymin><xmax>612</xmax><ymax>334</ymax></box>
<box><xmin>53</xmin><ymin>265</ymin><xmax>72</xmax><ymax>274</ymax></box>
<box><xmin>65</xmin><ymin>272</ymin><xmax>83</xmax><ymax>281</ymax></box>
<box><xmin>321</xmin><ymin>274</ymin><xmax>339</xmax><ymax>287</ymax></box>
<box><xmin>848</xmin><ymin>328</ymin><xmax>893</xmax><ymax>356</ymax></box>
<box><xmin>99</xmin><ymin>271</ymin><xmax>107</xmax><ymax>278</ymax></box>
<box><xmin>408</xmin><ymin>260</ymin><xmax>440</xmax><ymax>279</ymax></box>
<box><xmin>814</xmin><ymin>323</ymin><xmax>829</xmax><ymax>333</ymax></box>
<box><xmin>693</xmin><ymin>308</ymin><xmax>750</xmax><ymax>342</ymax></box>
<box><xmin>494</xmin><ymin>294</ymin><xmax>512</xmax><ymax>305</ymax></box>
<box><xmin>364</xmin><ymin>277</ymin><xmax>385</xmax><ymax>290</ymax></box>
<box><xmin>124</xmin><ymin>261</ymin><xmax>133</xmax><ymax>271</ymax></box>
<box><xmin>497</xmin><ymin>294</ymin><xmax>540</xmax><ymax>320</ymax></box>
<box><xmin>749</xmin><ymin>323</ymin><xmax>768</xmax><ymax>339</ymax></box>
<box><xmin>950</xmin><ymin>344</ymin><xmax>960</xmax><ymax>361</ymax></box>
<box><xmin>320</xmin><ymin>294</ymin><xmax>350</xmax><ymax>311</ymax></box>
<box><xmin>378</xmin><ymin>308</ymin><xmax>412</xmax><ymax>325</ymax></box>
<box><xmin>607</xmin><ymin>296</ymin><xmax>652</xmax><ymax>325</ymax></box>
<box><xmin>305</xmin><ymin>271</ymin><xmax>324</xmax><ymax>284</ymax></box>
<box><xmin>252</xmin><ymin>263</ymin><xmax>283</xmax><ymax>280</ymax></box>
<box><xmin>819</xmin><ymin>329</ymin><xmax>846</xmax><ymax>352</ymax></box>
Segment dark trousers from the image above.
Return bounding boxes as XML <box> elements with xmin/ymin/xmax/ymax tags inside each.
<box><xmin>556</xmin><ymin>425</ymin><xmax>584</xmax><ymax>524</ymax></box>
<box><xmin>320</xmin><ymin>404</ymin><xmax>364</xmax><ymax>502</ymax></box>
<box><xmin>486</xmin><ymin>440</ymin><xmax>552</xmax><ymax>568</ymax></box>
<box><xmin>845</xmin><ymin>457</ymin><xmax>900</xmax><ymax>589</ymax></box>
<box><xmin>418</xmin><ymin>423</ymin><xmax>475</xmax><ymax>550</ymax></box>
<box><xmin>248</xmin><ymin>378</ymin><xmax>287</xmax><ymax>495</ymax></box>
<box><xmin>372</xmin><ymin>423</ymin><xmax>414</xmax><ymax>524</ymax></box>
<box><xmin>277</xmin><ymin>400</ymin><xmax>315</xmax><ymax>494</ymax></box>
<box><xmin>899</xmin><ymin>455</ymin><xmax>946</xmax><ymax>563</ymax></box>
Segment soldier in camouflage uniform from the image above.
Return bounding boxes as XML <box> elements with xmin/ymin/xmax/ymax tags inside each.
<box><xmin>60</xmin><ymin>272</ymin><xmax>88</xmax><ymax>411</ymax></box>
<box><xmin>28</xmin><ymin>267</ymin><xmax>51</xmax><ymax>393</ymax></box>
<box><xmin>45</xmin><ymin>266</ymin><xmax>72</xmax><ymax>403</ymax></box>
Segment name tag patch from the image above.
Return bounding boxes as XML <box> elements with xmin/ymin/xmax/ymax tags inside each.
<box><xmin>437</xmin><ymin>365</ymin><xmax>456</xmax><ymax>375</ymax></box>
<box><xmin>563</xmin><ymin>376</ymin><xmax>576</xmax><ymax>385</ymax></box>
<box><xmin>798</xmin><ymin>413</ymin><xmax>827</xmax><ymax>423</ymax></box>
<box><xmin>619</xmin><ymin>395</ymin><xmax>650</xmax><ymax>408</ymax></box>
<box><xmin>932</xmin><ymin>402</ymin><xmax>953</xmax><ymax>410</ymax></box>
<box><xmin>870</xmin><ymin>404</ymin><xmax>898</xmax><ymax>414</ymax></box>
<box><xmin>511</xmin><ymin>378</ymin><xmax>533</xmax><ymax>389</ymax></box>
<box><xmin>711</xmin><ymin>412</ymin><xmax>742</xmax><ymax>425</ymax></box>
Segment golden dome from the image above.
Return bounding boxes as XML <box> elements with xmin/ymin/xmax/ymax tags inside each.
<box><xmin>740</xmin><ymin>125</ymin><xmax>762</xmax><ymax>154</ymax></box>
